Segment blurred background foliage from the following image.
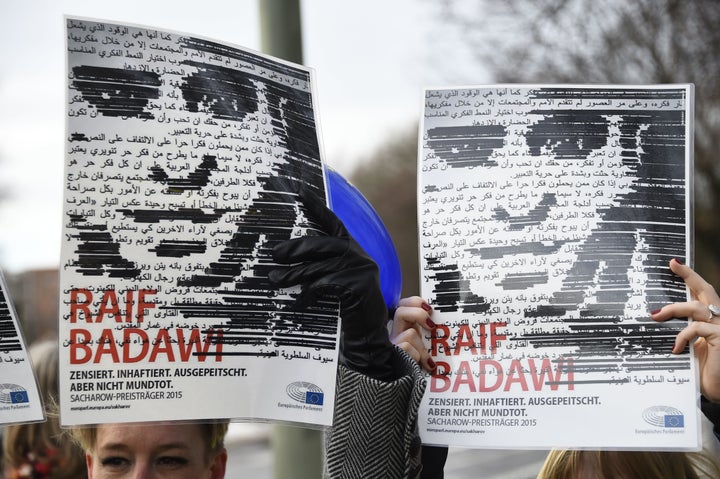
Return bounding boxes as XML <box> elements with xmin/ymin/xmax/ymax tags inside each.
<box><xmin>349</xmin><ymin>0</ymin><xmax>720</xmax><ymax>294</ymax></box>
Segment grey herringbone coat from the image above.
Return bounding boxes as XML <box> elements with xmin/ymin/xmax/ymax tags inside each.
<box><xmin>324</xmin><ymin>347</ymin><xmax>426</xmax><ymax>479</ymax></box>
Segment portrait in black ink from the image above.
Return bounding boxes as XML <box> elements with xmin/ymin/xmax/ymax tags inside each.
<box><xmin>422</xmin><ymin>88</ymin><xmax>690</xmax><ymax>383</ymax></box>
<box><xmin>66</xmin><ymin>34</ymin><xmax>336</xmax><ymax>357</ymax></box>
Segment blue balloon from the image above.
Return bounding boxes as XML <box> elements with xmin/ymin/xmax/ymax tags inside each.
<box><xmin>325</xmin><ymin>166</ymin><xmax>402</xmax><ymax>310</ymax></box>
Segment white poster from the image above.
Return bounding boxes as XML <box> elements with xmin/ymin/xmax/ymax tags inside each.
<box><xmin>61</xmin><ymin>17</ymin><xmax>338</xmax><ymax>427</ymax></box>
<box><xmin>0</xmin><ymin>269</ymin><xmax>44</xmax><ymax>425</ymax></box>
<box><xmin>418</xmin><ymin>85</ymin><xmax>699</xmax><ymax>449</ymax></box>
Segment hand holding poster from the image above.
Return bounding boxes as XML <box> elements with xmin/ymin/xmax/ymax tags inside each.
<box><xmin>418</xmin><ymin>85</ymin><xmax>698</xmax><ymax>449</ymax></box>
<box><xmin>61</xmin><ymin>17</ymin><xmax>338</xmax><ymax>427</ymax></box>
<box><xmin>0</xmin><ymin>269</ymin><xmax>44</xmax><ymax>425</ymax></box>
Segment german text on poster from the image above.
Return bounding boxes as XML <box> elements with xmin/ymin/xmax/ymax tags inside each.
<box><xmin>418</xmin><ymin>85</ymin><xmax>698</xmax><ymax>449</ymax></box>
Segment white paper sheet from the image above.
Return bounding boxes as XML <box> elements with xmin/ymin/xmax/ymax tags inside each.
<box><xmin>418</xmin><ymin>84</ymin><xmax>699</xmax><ymax>450</ymax></box>
<box><xmin>60</xmin><ymin>17</ymin><xmax>338</xmax><ymax>427</ymax></box>
<box><xmin>0</xmin><ymin>269</ymin><xmax>44</xmax><ymax>425</ymax></box>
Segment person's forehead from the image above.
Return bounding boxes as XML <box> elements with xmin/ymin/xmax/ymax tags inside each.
<box><xmin>96</xmin><ymin>422</ymin><xmax>203</xmax><ymax>448</ymax></box>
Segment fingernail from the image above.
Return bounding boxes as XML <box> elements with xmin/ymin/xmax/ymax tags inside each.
<box><xmin>421</xmin><ymin>302</ymin><xmax>433</xmax><ymax>312</ymax></box>
<box><xmin>427</xmin><ymin>358</ymin><xmax>436</xmax><ymax>370</ymax></box>
<box><xmin>650</xmin><ymin>308</ymin><xmax>662</xmax><ymax>315</ymax></box>
<box><xmin>674</xmin><ymin>258</ymin><xmax>684</xmax><ymax>265</ymax></box>
<box><xmin>427</xmin><ymin>317</ymin><xmax>437</xmax><ymax>328</ymax></box>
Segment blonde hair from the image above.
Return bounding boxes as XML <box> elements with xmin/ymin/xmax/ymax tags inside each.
<box><xmin>537</xmin><ymin>449</ymin><xmax>720</xmax><ymax>479</ymax></box>
<box><xmin>70</xmin><ymin>420</ymin><xmax>229</xmax><ymax>461</ymax></box>
<box><xmin>2</xmin><ymin>339</ymin><xmax>87</xmax><ymax>479</ymax></box>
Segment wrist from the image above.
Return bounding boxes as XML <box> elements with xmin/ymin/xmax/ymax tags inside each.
<box><xmin>340</xmin><ymin>328</ymin><xmax>397</xmax><ymax>381</ymax></box>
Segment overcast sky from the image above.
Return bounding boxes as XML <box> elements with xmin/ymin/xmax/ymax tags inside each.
<box><xmin>0</xmin><ymin>0</ymin><xmax>489</xmax><ymax>273</ymax></box>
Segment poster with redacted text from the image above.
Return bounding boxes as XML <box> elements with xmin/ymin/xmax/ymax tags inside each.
<box><xmin>418</xmin><ymin>85</ymin><xmax>699</xmax><ymax>449</ymax></box>
<box><xmin>61</xmin><ymin>17</ymin><xmax>338</xmax><ymax>427</ymax></box>
<box><xmin>0</xmin><ymin>269</ymin><xmax>44</xmax><ymax>425</ymax></box>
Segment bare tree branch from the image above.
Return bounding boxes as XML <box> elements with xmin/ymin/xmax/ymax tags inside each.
<box><xmin>437</xmin><ymin>0</ymin><xmax>720</xmax><ymax>283</ymax></box>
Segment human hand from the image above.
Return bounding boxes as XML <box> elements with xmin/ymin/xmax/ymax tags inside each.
<box><xmin>650</xmin><ymin>258</ymin><xmax>720</xmax><ymax>402</ymax></box>
<box><xmin>390</xmin><ymin>296</ymin><xmax>437</xmax><ymax>372</ymax></box>
<box><xmin>269</xmin><ymin>188</ymin><xmax>394</xmax><ymax>381</ymax></box>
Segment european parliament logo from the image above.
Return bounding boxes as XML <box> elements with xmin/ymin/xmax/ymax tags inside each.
<box><xmin>286</xmin><ymin>381</ymin><xmax>324</xmax><ymax>406</ymax></box>
<box><xmin>305</xmin><ymin>391</ymin><xmax>324</xmax><ymax>405</ymax></box>
<box><xmin>664</xmin><ymin>414</ymin><xmax>684</xmax><ymax>428</ymax></box>
<box><xmin>642</xmin><ymin>405</ymin><xmax>685</xmax><ymax>428</ymax></box>
<box><xmin>0</xmin><ymin>384</ymin><xmax>30</xmax><ymax>404</ymax></box>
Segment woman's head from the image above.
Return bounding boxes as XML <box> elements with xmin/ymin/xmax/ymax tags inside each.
<box><xmin>71</xmin><ymin>421</ymin><xmax>229</xmax><ymax>479</ymax></box>
<box><xmin>537</xmin><ymin>449</ymin><xmax>720</xmax><ymax>479</ymax></box>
